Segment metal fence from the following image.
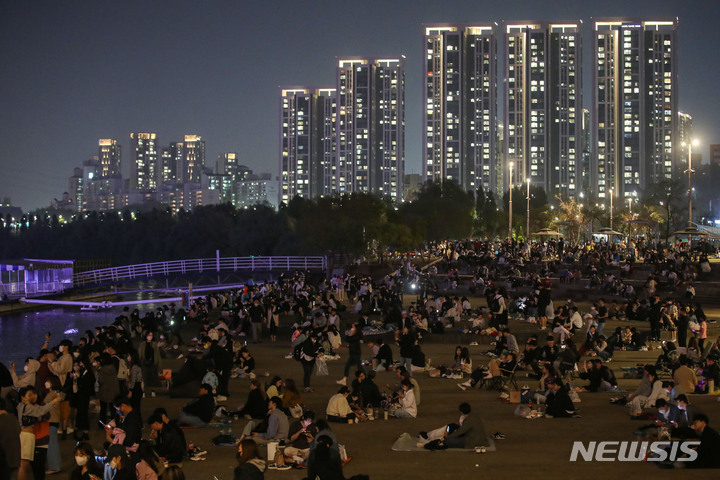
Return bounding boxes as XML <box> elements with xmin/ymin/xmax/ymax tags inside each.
<box><xmin>73</xmin><ymin>256</ymin><xmax>327</xmax><ymax>287</ymax></box>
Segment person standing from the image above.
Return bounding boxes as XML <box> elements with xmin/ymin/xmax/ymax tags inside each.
<box><xmin>0</xmin><ymin>398</ymin><xmax>21</xmax><ymax>480</ymax></box>
<box><xmin>138</xmin><ymin>332</ymin><xmax>161</xmax><ymax>388</ymax></box>
<box><xmin>336</xmin><ymin>323</ymin><xmax>363</xmax><ymax>386</ymax></box>
<box><xmin>299</xmin><ymin>335</ymin><xmax>323</xmax><ymax>393</ymax></box>
<box><xmin>248</xmin><ymin>298</ymin><xmax>266</xmax><ymax>344</ymax></box>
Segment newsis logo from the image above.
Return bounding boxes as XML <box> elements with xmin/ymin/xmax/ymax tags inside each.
<box><xmin>570</xmin><ymin>441</ymin><xmax>701</xmax><ymax>462</ymax></box>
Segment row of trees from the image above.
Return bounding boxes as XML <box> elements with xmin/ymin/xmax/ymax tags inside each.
<box><xmin>0</xmin><ymin>170</ymin><xmax>714</xmax><ymax>265</ymax></box>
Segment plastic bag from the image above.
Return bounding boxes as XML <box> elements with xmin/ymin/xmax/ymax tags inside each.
<box><xmin>316</xmin><ymin>357</ymin><xmax>329</xmax><ymax>376</ymax></box>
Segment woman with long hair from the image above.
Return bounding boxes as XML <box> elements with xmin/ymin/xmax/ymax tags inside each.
<box><xmin>136</xmin><ymin>441</ymin><xmax>163</xmax><ymax>480</ymax></box>
<box><xmin>125</xmin><ymin>349</ymin><xmax>144</xmax><ymax>416</ymax></box>
<box><xmin>233</xmin><ymin>439</ymin><xmax>266</xmax><ymax>479</ymax></box>
<box><xmin>69</xmin><ymin>441</ymin><xmax>103</xmax><ymax>480</ymax></box>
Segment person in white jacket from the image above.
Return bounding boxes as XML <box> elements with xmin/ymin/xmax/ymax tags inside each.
<box><xmin>629</xmin><ymin>369</ymin><xmax>669</xmax><ymax>416</ymax></box>
<box><xmin>392</xmin><ymin>380</ymin><xmax>417</xmax><ymax>418</ymax></box>
<box><xmin>9</xmin><ymin>358</ymin><xmax>40</xmax><ymax>388</ymax></box>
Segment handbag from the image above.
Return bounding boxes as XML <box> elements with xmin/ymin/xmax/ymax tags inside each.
<box><xmin>315</xmin><ymin>358</ymin><xmax>329</xmax><ymax>376</ymax></box>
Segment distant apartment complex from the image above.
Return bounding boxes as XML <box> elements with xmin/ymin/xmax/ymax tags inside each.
<box><xmin>62</xmin><ymin>135</ymin><xmax>278</xmax><ymax>213</ymax></box>
<box><xmin>280</xmin><ymin>57</ymin><xmax>405</xmax><ymax>204</ymax></box>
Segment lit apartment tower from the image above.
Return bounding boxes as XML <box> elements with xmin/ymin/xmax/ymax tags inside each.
<box><xmin>130</xmin><ymin>133</ymin><xmax>158</xmax><ymax>191</ymax></box>
<box><xmin>504</xmin><ymin>22</ymin><xmax>582</xmax><ymax>198</ymax></box>
<box><xmin>677</xmin><ymin>112</ymin><xmax>693</xmax><ymax>168</ymax></box>
<box><xmin>317</xmin><ymin>88</ymin><xmax>338</xmax><ymax>196</ymax></box>
<box><xmin>424</xmin><ymin>25</ymin><xmax>498</xmax><ymax>193</ymax></box>
<box><xmin>179</xmin><ymin>135</ymin><xmax>205</xmax><ymax>184</ymax></box>
<box><xmin>336</xmin><ymin>57</ymin><xmax>405</xmax><ymax>200</ymax></box>
<box><xmin>98</xmin><ymin>139</ymin><xmax>121</xmax><ymax>178</ymax></box>
<box><xmin>593</xmin><ymin>19</ymin><xmax>678</xmax><ymax>200</ymax></box>
<box><xmin>280</xmin><ymin>88</ymin><xmax>314</xmax><ymax>203</ymax></box>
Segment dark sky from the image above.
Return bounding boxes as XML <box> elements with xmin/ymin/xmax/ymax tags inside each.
<box><xmin>1</xmin><ymin>0</ymin><xmax>717</xmax><ymax>211</ymax></box>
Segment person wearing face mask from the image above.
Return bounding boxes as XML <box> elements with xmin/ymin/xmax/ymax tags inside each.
<box><xmin>138</xmin><ymin>332</ymin><xmax>161</xmax><ymax>389</ymax></box>
<box><xmin>17</xmin><ymin>385</ymin><xmax>62</xmax><ymax>480</ymax></box>
<box><xmin>125</xmin><ymin>351</ymin><xmax>144</xmax><ymax>417</ymax></box>
<box><xmin>672</xmin><ymin>394</ymin><xmax>704</xmax><ymax>439</ymax></box>
<box><xmin>43</xmin><ymin>375</ymin><xmax>64</xmax><ymax>474</ymax></box>
<box><xmin>103</xmin><ymin>444</ymin><xmax>134</xmax><ymax>480</ymax></box>
<box><xmin>70</xmin><ymin>442</ymin><xmax>103</xmax><ymax>480</ymax></box>
<box><xmin>49</xmin><ymin>340</ymin><xmax>73</xmax><ymax>387</ymax></box>
<box><xmin>9</xmin><ymin>358</ymin><xmax>41</xmax><ymax>389</ymax></box>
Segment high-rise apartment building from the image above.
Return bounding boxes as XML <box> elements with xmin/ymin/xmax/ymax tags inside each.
<box><xmin>337</xmin><ymin>57</ymin><xmax>405</xmax><ymax>200</ymax></box>
<box><xmin>316</xmin><ymin>89</ymin><xmax>338</xmax><ymax>196</ymax></box>
<box><xmin>130</xmin><ymin>133</ymin><xmax>158</xmax><ymax>191</ymax></box>
<box><xmin>280</xmin><ymin>88</ymin><xmax>315</xmax><ymax>203</ymax></box>
<box><xmin>677</xmin><ymin>112</ymin><xmax>693</xmax><ymax>169</ymax></box>
<box><xmin>424</xmin><ymin>25</ymin><xmax>498</xmax><ymax>193</ymax></box>
<box><xmin>592</xmin><ymin>19</ymin><xmax>678</xmax><ymax>200</ymax></box>
<box><xmin>179</xmin><ymin>135</ymin><xmax>205</xmax><ymax>184</ymax></box>
<box><xmin>98</xmin><ymin>139</ymin><xmax>121</xmax><ymax>179</ymax></box>
<box><xmin>504</xmin><ymin>22</ymin><xmax>582</xmax><ymax>198</ymax></box>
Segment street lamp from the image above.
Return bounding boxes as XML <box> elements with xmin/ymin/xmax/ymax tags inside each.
<box><xmin>508</xmin><ymin>162</ymin><xmax>514</xmax><ymax>241</ymax></box>
<box><xmin>683</xmin><ymin>139</ymin><xmax>699</xmax><ymax>227</ymax></box>
<box><xmin>609</xmin><ymin>187</ymin><xmax>614</xmax><ymax>231</ymax></box>
<box><xmin>526</xmin><ymin>178</ymin><xmax>531</xmax><ymax>241</ymax></box>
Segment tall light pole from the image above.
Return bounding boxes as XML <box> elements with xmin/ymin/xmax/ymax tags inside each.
<box><xmin>609</xmin><ymin>187</ymin><xmax>614</xmax><ymax>231</ymax></box>
<box><xmin>526</xmin><ymin>178</ymin><xmax>531</xmax><ymax>240</ymax></box>
<box><xmin>508</xmin><ymin>162</ymin><xmax>514</xmax><ymax>241</ymax></box>
<box><xmin>684</xmin><ymin>139</ymin><xmax>699</xmax><ymax>227</ymax></box>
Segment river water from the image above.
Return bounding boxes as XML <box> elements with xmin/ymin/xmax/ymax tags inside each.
<box><xmin>0</xmin><ymin>295</ymin><xmax>176</xmax><ymax>371</ymax></box>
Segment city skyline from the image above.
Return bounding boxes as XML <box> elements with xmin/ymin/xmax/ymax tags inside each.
<box><xmin>1</xmin><ymin>0</ymin><xmax>718</xmax><ymax>210</ymax></box>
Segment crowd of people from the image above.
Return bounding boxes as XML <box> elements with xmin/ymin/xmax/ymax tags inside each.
<box><xmin>1</xmin><ymin>236</ymin><xmax>720</xmax><ymax>478</ymax></box>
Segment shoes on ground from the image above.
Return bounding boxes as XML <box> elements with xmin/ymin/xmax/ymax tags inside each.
<box><xmin>336</xmin><ymin>378</ymin><xmax>346</xmax><ymax>385</ymax></box>
<box><xmin>457</xmin><ymin>383</ymin><xmax>467</xmax><ymax>391</ymax></box>
<box><xmin>491</xmin><ymin>432</ymin><xmax>505</xmax><ymax>440</ymax></box>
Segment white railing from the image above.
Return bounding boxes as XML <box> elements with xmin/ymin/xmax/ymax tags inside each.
<box><xmin>73</xmin><ymin>256</ymin><xmax>327</xmax><ymax>287</ymax></box>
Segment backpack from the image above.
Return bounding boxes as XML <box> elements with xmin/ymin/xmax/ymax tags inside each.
<box><xmin>116</xmin><ymin>357</ymin><xmax>129</xmax><ymax>380</ymax></box>
<box><xmin>293</xmin><ymin>343</ymin><xmax>304</xmax><ymax>362</ymax></box>
<box><xmin>491</xmin><ymin>296</ymin><xmax>501</xmax><ymax>312</ymax></box>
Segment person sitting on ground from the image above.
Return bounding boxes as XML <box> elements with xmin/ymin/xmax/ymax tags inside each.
<box><xmin>593</xmin><ymin>335</ymin><xmax>612</xmax><ymax>362</ymax></box>
<box><xmin>391</xmin><ymin>380</ymin><xmax>417</xmax><ymax>419</ymax></box>
<box><xmin>106</xmin><ymin>396</ymin><xmax>143</xmax><ymax>453</ymax></box>
<box><xmin>575</xmin><ymin>359</ymin><xmax>618</xmax><ymax>393</ymax></box>
<box><xmin>307</xmin><ymin>435</ymin><xmax>344</xmax><ymax>480</ymax></box>
<box><xmin>282</xmin><ymin>411</ymin><xmax>318</xmax><ymax>465</ymax></box>
<box><xmin>544</xmin><ymin>378</ymin><xmax>576</xmax><ymax>418</ymax></box>
<box><xmin>177</xmin><ymin>384</ymin><xmax>215</xmax><ymax>426</ymax></box>
<box><xmin>233</xmin><ymin>439</ymin><xmax>266</xmax><ymax>480</ymax></box>
<box><xmin>136</xmin><ymin>440</ymin><xmax>164</xmax><ymax>480</ymax></box>
<box><xmin>441</xmin><ymin>402</ymin><xmax>488</xmax><ymax>449</ymax></box>
<box><xmin>326</xmin><ymin>387</ymin><xmax>355</xmax><ymax>423</ymax></box>
<box><xmin>387</xmin><ymin>367</ymin><xmax>421</xmax><ymax>406</ymax></box>
<box><xmin>366</xmin><ymin>338</ymin><xmax>393</xmax><ymax>372</ymax></box>
<box><xmin>103</xmin><ymin>444</ymin><xmax>135</xmax><ymax>480</ymax></box>
<box><xmin>538</xmin><ymin>336</ymin><xmax>559</xmax><ymax>364</ymax></box>
<box><xmin>233</xmin><ymin>380</ymin><xmax>268</xmax><ymax>420</ymax></box>
<box><xmin>70</xmin><ymin>441</ymin><xmax>103</xmax><ymax>480</ymax></box>
<box><xmin>234</xmin><ymin>348</ymin><xmax>255</xmax><ymax>379</ymax></box>
<box><xmin>628</xmin><ymin>368</ymin><xmax>669</xmax><ymax>417</ymax></box>
<box><xmin>148</xmin><ymin>413</ymin><xmax>185</xmax><ymax>464</ymax></box>
<box><xmin>686</xmin><ymin>413</ymin><xmax>720</xmax><ymax>469</ymax></box>
<box><xmin>672</xmin><ymin>394</ymin><xmax>704</xmax><ymax>439</ymax></box>
<box><xmin>358</xmin><ymin>370</ymin><xmax>383</xmax><ymax>408</ymax></box>
<box><xmin>241</xmin><ymin>396</ymin><xmax>289</xmax><ymax>444</ymax></box>
<box><xmin>281</xmin><ymin>378</ymin><xmax>304</xmax><ymax>418</ymax></box>
<box><xmin>458</xmin><ymin>351</ymin><xmax>517</xmax><ymax>390</ymax></box>
<box><xmin>673</xmin><ymin>356</ymin><xmax>698</xmax><ymax>395</ymax></box>
<box><xmin>265</xmin><ymin>377</ymin><xmax>283</xmax><ymax>400</ymax></box>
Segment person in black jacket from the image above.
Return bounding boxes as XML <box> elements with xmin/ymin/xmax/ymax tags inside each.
<box><xmin>177</xmin><ymin>384</ymin><xmax>215</xmax><ymax>426</ymax></box>
<box><xmin>358</xmin><ymin>371</ymin><xmax>383</xmax><ymax>408</ymax></box>
<box><xmin>234</xmin><ymin>438</ymin><xmax>266</xmax><ymax>480</ymax></box>
<box><xmin>337</xmin><ymin>324</ymin><xmax>363</xmax><ymax>386</ymax></box>
<box><xmin>233</xmin><ymin>380</ymin><xmax>268</xmax><ymax>420</ymax></box>
<box><xmin>299</xmin><ymin>335</ymin><xmax>323</xmax><ymax>393</ymax></box>
<box><xmin>544</xmin><ymin>378</ymin><xmax>576</xmax><ymax>418</ymax></box>
<box><xmin>686</xmin><ymin>414</ymin><xmax>720</xmax><ymax>468</ymax></box>
<box><xmin>107</xmin><ymin>397</ymin><xmax>143</xmax><ymax>451</ymax></box>
<box><xmin>148</xmin><ymin>413</ymin><xmax>186</xmax><ymax>463</ymax></box>
<box><xmin>307</xmin><ymin>435</ymin><xmax>344</xmax><ymax>480</ymax></box>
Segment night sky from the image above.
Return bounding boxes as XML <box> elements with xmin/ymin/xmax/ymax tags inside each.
<box><xmin>1</xmin><ymin>0</ymin><xmax>717</xmax><ymax>211</ymax></box>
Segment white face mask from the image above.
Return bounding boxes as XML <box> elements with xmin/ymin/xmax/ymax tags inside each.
<box><xmin>73</xmin><ymin>352</ymin><xmax>80</xmax><ymax>358</ymax></box>
<box><xmin>75</xmin><ymin>456</ymin><xmax>88</xmax><ymax>466</ymax></box>
<box><xmin>45</xmin><ymin>382</ymin><xmax>52</xmax><ymax>390</ymax></box>
<box><xmin>24</xmin><ymin>365</ymin><xmax>29</xmax><ymax>372</ymax></box>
